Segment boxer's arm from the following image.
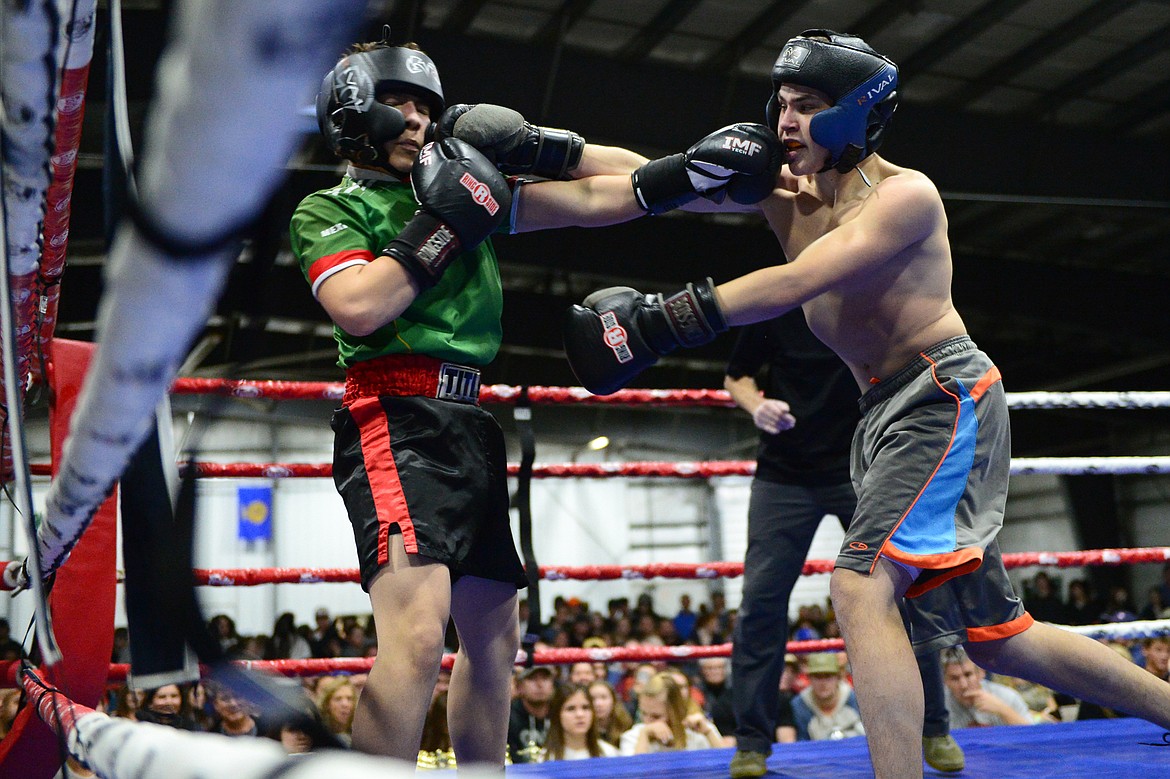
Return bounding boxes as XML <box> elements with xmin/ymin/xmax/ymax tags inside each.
<box><xmin>571</xmin><ymin>143</ymin><xmax>650</xmax><ymax>177</ymax></box>
<box><xmin>715</xmin><ymin>172</ymin><xmax>941</xmax><ymax>326</ymax></box>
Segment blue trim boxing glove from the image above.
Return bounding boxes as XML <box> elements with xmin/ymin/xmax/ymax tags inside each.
<box><xmin>563</xmin><ymin>278</ymin><xmax>728</xmax><ymax>396</ymax></box>
<box><xmin>631</xmin><ymin>123</ymin><xmax>782</xmax><ymax>215</ymax></box>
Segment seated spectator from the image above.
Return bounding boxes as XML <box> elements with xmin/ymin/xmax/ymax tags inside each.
<box><xmin>1023</xmin><ymin>571</ymin><xmax>1067</xmax><ymax>624</ymax></box>
<box><xmin>1141</xmin><ymin>586</ymin><xmax>1169</xmax><ymax>621</ymax></box>
<box><xmin>790</xmin><ymin>652</ymin><xmax>864</xmax><ymax>741</ymax></box>
<box><xmin>111</xmin><ymin>686</ymin><xmax>142</xmax><ymax>720</ymax></box>
<box><xmin>207</xmin><ymin>682</ymin><xmax>263</xmax><ymax>737</ymax></box>
<box><xmin>310</xmin><ymin>608</ymin><xmax>341</xmax><ymax>657</ymax></box>
<box><xmin>695</xmin><ymin>657</ymin><xmax>735</xmax><ymax>744</ymax></box>
<box><xmin>1099</xmin><ymin>584</ymin><xmax>1138</xmax><ymax>623</ymax></box>
<box><xmin>316</xmin><ymin>675</ymin><xmax>356</xmax><ymax>747</ymax></box>
<box><xmin>135</xmin><ymin>683</ymin><xmax>202</xmax><ymax>730</ymax></box>
<box><xmin>1142</xmin><ymin>636</ymin><xmax>1170</xmax><ymax>681</ymax></box>
<box><xmin>109</xmin><ymin>626</ymin><xmax>129</xmax><ymax>664</ymax></box>
<box><xmin>420</xmin><ymin>691</ymin><xmax>452</xmax><ymax>753</ymax></box>
<box><xmin>941</xmin><ymin>646</ymin><xmax>1033</xmax><ymax>727</ymax></box>
<box><xmin>775</xmin><ymin>655</ymin><xmax>800</xmax><ymax>743</ymax></box>
<box><xmin>620</xmin><ymin>672</ymin><xmax>722</xmax><ymax>755</ymax></box>
<box><xmin>1064</xmin><ymin>579</ymin><xmax>1099</xmax><ymax>626</ymax></box>
<box><xmin>186</xmin><ymin>681</ymin><xmax>215</xmax><ymax>731</ymax></box>
<box><xmin>588</xmin><ymin>679</ymin><xmax>632</xmax><ymax>748</ymax></box>
<box><xmin>673</xmin><ymin>594</ymin><xmax>697</xmax><ymax>642</ymax></box>
<box><xmin>989</xmin><ymin>675</ymin><xmax>1059</xmax><ymax>722</ymax></box>
<box><xmin>665</xmin><ymin>665</ymin><xmax>705</xmax><ymax>714</ymax></box>
<box><xmin>267</xmin><ymin>612</ymin><xmax>312</xmax><ymax>660</ymax></box>
<box><xmin>543</xmin><ymin>684</ymin><xmax>619</xmax><ymax>760</ymax></box>
<box><xmin>208</xmin><ymin>614</ymin><xmax>240</xmax><ymax>654</ymax></box>
<box><xmin>568</xmin><ymin>661</ymin><xmax>597</xmax><ymax>686</ymax></box>
<box><xmin>508</xmin><ymin>666</ymin><xmax>557</xmax><ymax>763</ymax></box>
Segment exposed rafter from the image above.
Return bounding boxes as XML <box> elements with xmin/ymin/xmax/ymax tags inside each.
<box><xmin>439</xmin><ymin>0</ymin><xmax>491</xmax><ymax>34</ymax></box>
<box><xmin>701</xmin><ymin>1</ymin><xmax>805</xmax><ymax>72</ymax></box>
<box><xmin>953</xmin><ymin>0</ymin><xmax>1134</xmax><ymax>109</ymax></box>
<box><xmin>616</xmin><ymin>0</ymin><xmax>702</xmax><ymax>62</ymax></box>
<box><xmin>531</xmin><ymin>0</ymin><xmax>595</xmax><ymax>48</ymax></box>
<box><xmin>897</xmin><ymin>0</ymin><xmax>1019</xmax><ymax>78</ymax></box>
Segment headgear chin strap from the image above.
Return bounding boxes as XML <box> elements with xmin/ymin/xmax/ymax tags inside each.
<box><xmin>766</xmin><ymin>29</ymin><xmax>898</xmax><ymax>173</ymax></box>
<box><xmin>316</xmin><ymin>45</ymin><xmax>445</xmax><ymax>173</ymax></box>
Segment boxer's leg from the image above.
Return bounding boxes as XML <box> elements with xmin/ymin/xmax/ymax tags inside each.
<box><xmin>353</xmin><ymin>538</ymin><xmax>451</xmax><ymax>759</ymax></box>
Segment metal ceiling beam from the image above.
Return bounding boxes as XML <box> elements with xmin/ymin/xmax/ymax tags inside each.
<box><xmin>952</xmin><ymin>0</ymin><xmax>1134</xmax><ymax>109</ymax></box>
<box><xmin>702</xmin><ymin>1</ymin><xmax>806</xmax><ymax>72</ymax></box>
<box><xmin>439</xmin><ymin>0</ymin><xmax>491</xmax><ymax>33</ymax></box>
<box><xmin>616</xmin><ymin>0</ymin><xmax>703</xmax><ymax>62</ymax></box>
<box><xmin>532</xmin><ymin>0</ymin><xmax>595</xmax><ymax>47</ymax></box>
<box><xmin>1105</xmin><ymin>78</ymin><xmax>1170</xmax><ymax>132</ymax></box>
<box><xmin>1023</xmin><ymin>21</ymin><xmax>1170</xmax><ymax>116</ymax></box>
<box><xmin>848</xmin><ymin>0</ymin><xmax>926</xmax><ymax>42</ymax></box>
<box><xmin>898</xmin><ymin>0</ymin><xmax>1019</xmax><ymax>78</ymax></box>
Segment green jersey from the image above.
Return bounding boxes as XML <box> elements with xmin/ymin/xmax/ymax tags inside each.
<box><xmin>290</xmin><ymin>168</ymin><xmax>503</xmax><ymax>368</ymax></box>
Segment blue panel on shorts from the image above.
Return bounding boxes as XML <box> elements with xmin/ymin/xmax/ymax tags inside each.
<box><xmin>891</xmin><ymin>381</ymin><xmax>976</xmax><ymax>556</ymax></box>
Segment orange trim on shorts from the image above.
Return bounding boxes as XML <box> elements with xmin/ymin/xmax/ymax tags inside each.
<box><xmin>880</xmin><ymin>544</ymin><xmax>984</xmax><ymax>598</ymax></box>
<box><xmin>869</xmin><ymin>354</ymin><xmax>963</xmax><ymax>578</ymax></box>
<box><xmin>968</xmin><ymin>365</ymin><xmax>1002</xmax><ymax>402</ymax></box>
<box><xmin>349</xmin><ymin>397</ymin><xmax>418</xmax><ymax>557</ymax></box>
<box><xmin>966</xmin><ymin>612</ymin><xmax>1035</xmax><ymax>642</ymax></box>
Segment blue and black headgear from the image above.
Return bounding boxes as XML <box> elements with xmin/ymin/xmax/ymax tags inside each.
<box><xmin>316</xmin><ymin>42</ymin><xmax>445</xmax><ymax>172</ymax></box>
<box><xmin>766</xmin><ymin>29</ymin><xmax>898</xmax><ymax>174</ymax></box>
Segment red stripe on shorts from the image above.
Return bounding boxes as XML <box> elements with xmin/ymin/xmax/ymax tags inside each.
<box><xmin>349</xmin><ymin>397</ymin><xmax>418</xmax><ymax>558</ymax></box>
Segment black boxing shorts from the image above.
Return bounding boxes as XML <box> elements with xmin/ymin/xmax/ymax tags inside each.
<box><xmin>839</xmin><ymin>336</ymin><xmax>1032</xmax><ymax>651</ymax></box>
<box><xmin>331</xmin><ymin>356</ymin><xmax>526</xmax><ymax>591</ymax></box>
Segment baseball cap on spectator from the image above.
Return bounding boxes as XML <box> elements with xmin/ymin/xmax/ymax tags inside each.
<box><xmin>518</xmin><ymin>666</ymin><xmax>556</xmax><ymax>681</ymax></box>
<box><xmin>805</xmin><ymin>653</ymin><xmax>841</xmax><ymax>675</ymax></box>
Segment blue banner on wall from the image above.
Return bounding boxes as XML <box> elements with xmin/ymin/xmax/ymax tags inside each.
<box><xmin>238</xmin><ymin>485</ymin><xmax>273</xmax><ymax>542</ymax></box>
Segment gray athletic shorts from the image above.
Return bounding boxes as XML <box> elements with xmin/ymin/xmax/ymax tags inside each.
<box><xmin>839</xmin><ymin>336</ymin><xmax>1032</xmax><ymax>652</ymax></box>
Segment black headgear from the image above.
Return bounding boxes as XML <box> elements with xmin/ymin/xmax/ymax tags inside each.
<box><xmin>316</xmin><ymin>45</ymin><xmax>445</xmax><ymax>172</ymax></box>
<box><xmin>766</xmin><ymin>29</ymin><xmax>898</xmax><ymax>173</ymax></box>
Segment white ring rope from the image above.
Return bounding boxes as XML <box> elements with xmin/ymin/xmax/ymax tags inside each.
<box><xmin>1054</xmin><ymin>618</ymin><xmax>1170</xmax><ymax>642</ymax></box>
<box><xmin>1010</xmin><ymin>456</ymin><xmax>1170</xmax><ymax>475</ymax></box>
<box><xmin>1006</xmin><ymin>391</ymin><xmax>1170</xmax><ymax>410</ymax></box>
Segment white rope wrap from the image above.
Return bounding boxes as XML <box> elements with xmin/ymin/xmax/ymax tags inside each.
<box><xmin>1</xmin><ymin>0</ymin><xmax>58</xmax><ymax>274</ymax></box>
<box><xmin>34</xmin><ymin>0</ymin><xmax>365</xmax><ymax>579</ymax></box>
<box><xmin>1011</xmin><ymin>456</ymin><xmax>1170</xmax><ymax>475</ymax></box>
<box><xmin>69</xmin><ymin>712</ymin><xmax>512</xmax><ymax>779</ymax></box>
<box><xmin>1055</xmin><ymin>618</ymin><xmax>1170</xmax><ymax>642</ymax></box>
<box><xmin>1007</xmin><ymin>391</ymin><xmax>1170</xmax><ymax>409</ymax></box>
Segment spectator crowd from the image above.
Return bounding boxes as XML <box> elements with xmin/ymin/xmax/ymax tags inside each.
<box><xmin>62</xmin><ymin>568</ymin><xmax>1170</xmax><ymax>766</ymax></box>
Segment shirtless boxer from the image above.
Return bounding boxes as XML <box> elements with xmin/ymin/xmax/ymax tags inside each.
<box><xmin>559</xmin><ymin>29</ymin><xmax>1170</xmax><ymax>779</ymax></box>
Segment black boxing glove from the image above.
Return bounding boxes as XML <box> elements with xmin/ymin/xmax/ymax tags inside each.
<box><xmin>383</xmin><ymin>137</ymin><xmax>512</xmax><ymax>288</ymax></box>
<box><xmin>563</xmin><ymin>278</ymin><xmax>728</xmax><ymax>396</ymax></box>
<box><xmin>433</xmin><ymin>103</ymin><xmax>585</xmax><ymax>180</ymax></box>
<box><xmin>631</xmin><ymin>123</ymin><xmax>783</xmax><ymax>215</ymax></box>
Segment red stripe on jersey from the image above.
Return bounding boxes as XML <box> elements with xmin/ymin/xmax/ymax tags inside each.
<box><xmin>308</xmin><ymin>249</ymin><xmax>375</xmax><ymax>286</ymax></box>
<box><xmin>349</xmin><ymin>398</ymin><xmax>418</xmax><ymax>559</ymax></box>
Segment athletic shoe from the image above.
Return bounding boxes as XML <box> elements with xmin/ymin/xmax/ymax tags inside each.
<box><xmin>923</xmin><ymin>734</ymin><xmax>965</xmax><ymax>772</ymax></box>
<box><xmin>729</xmin><ymin>749</ymin><xmax>768</xmax><ymax>778</ymax></box>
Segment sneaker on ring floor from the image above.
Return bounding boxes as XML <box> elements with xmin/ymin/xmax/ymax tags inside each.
<box><xmin>729</xmin><ymin>749</ymin><xmax>769</xmax><ymax>778</ymax></box>
<box><xmin>923</xmin><ymin>734</ymin><xmax>965</xmax><ymax>772</ymax></box>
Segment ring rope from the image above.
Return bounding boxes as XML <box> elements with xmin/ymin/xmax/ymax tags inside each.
<box><xmin>170</xmin><ymin>378</ymin><xmax>1170</xmax><ymax>409</ymax></box>
<box><xmin>28</xmin><ymin>456</ymin><xmax>1160</xmax><ymax>480</ymax></box>
<box><xmin>176</xmin><ymin>547</ymin><xmax>1170</xmax><ymax>587</ymax></box>
<box><xmin>8</xmin><ymin>618</ymin><xmax>1169</xmax><ymax>687</ymax></box>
